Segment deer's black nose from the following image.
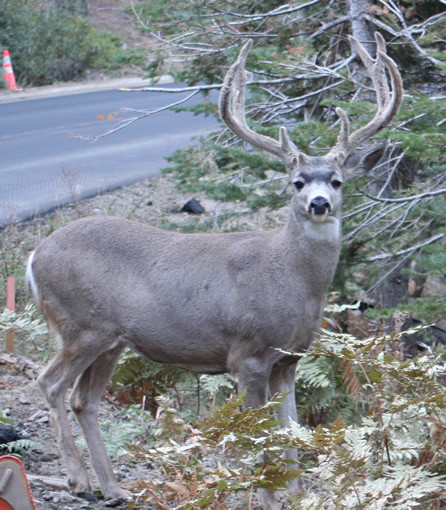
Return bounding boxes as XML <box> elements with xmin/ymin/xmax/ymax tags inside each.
<box><xmin>309</xmin><ymin>196</ymin><xmax>331</xmax><ymax>215</ymax></box>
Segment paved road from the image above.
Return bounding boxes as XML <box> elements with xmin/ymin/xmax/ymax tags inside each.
<box><xmin>0</xmin><ymin>84</ymin><xmax>218</xmax><ymax>227</ymax></box>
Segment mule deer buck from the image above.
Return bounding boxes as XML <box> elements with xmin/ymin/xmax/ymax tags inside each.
<box><xmin>27</xmin><ymin>33</ymin><xmax>402</xmax><ymax>508</ymax></box>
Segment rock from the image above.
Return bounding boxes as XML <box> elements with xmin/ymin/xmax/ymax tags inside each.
<box><xmin>102</xmin><ymin>497</ymin><xmax>128</xmax><ymax>507</ymax></box>
<box><xmin>40</xmin><ymin>452</ymin><xmax>59</xmax><ymax>462</ymax></box>
<box><xmin>0</xmin><ymin>352</ymin><xmax>41</xmax><ymax>379</ymax></box>
<box><xmin>181</xmin><ymin>198</ymin><xmax>205</xmax><ymax>215</ymax></box>
<box><xmin>0</xmin><ymin>422</ymin><xmax>22</xmax><ymax>444</ymax></box>
<box><xmin>172</xmin><ymin>198</ymin><xmax>205</xmax><ymax>215</ymax></box>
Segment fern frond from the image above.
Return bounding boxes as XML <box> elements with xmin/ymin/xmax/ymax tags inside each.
<box><xmin>341</xmin><ymin>358</ymin><xmax>362</xmax><ymax>405</ymax></box>
<box><xmin>0</xmin><ymin>438</ymin><xmax>41</xmax><ymax>453</ymax></box>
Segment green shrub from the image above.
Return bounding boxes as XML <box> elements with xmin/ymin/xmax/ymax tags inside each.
<box><xmin>0</xmin><ymin>0</ymin><xmax>144</xmax><ymax>86</ymax></box>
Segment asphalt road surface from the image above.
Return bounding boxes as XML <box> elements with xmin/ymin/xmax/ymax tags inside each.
<box><xmin>0</xmin><ymin>84</ymin><xmax>219</xmax><ymax>227</ymax></box>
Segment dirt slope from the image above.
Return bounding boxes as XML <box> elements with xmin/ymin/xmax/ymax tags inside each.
<box><xmin>0</xmin><ymin>353</ymin><xmax>159</xmax><ymax>509</ymax></box>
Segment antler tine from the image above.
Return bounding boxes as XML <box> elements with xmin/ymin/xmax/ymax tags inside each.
<box><xmin>330</xmin><ymin>32</ymin><xmax>403</xmax><ymax>158</ymax></box>
<box><xmin>219</xmin><ymin>40</ymin><xmax>294</xmax><ymax>160</ymax></box>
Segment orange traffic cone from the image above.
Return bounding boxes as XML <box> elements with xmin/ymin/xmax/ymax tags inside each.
<box><xmin>2</xmin><ymin>50</ymin><xmax>23</xmax><ymax>91</ymax></box>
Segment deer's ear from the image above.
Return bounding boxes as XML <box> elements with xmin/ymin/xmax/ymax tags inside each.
<box><xmin>343</xmin><ymin>144</ymin><xmax>386</xmax><ymax>179</ymax></box>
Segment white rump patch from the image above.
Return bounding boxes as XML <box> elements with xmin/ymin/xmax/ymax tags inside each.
<box><xmin>26</xmin><ymin>251</ymin><xmax>39</xmax><ymax>303</ymax></box>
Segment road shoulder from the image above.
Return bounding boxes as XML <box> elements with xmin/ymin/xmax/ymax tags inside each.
<box><xmin>0</xmin><ymin>75</ymin><xmax>173</xmax><ymax>104</ymax></box>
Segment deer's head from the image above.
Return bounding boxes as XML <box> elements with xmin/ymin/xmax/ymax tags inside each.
<box><xmin>219</xmin><ymin>33</ymin><xmax>403</xmax><ymax>223</ymax></box>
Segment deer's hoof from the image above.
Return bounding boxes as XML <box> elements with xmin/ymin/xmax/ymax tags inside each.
<box><xmin>103</xmin><ymin>496</ymin><xmax>131</xmax><ymax>507</ymax></box>
<box><xmin>76</xmin><ymin>492</ymin><xmax>98</xmax><ymax>502</ymax></box>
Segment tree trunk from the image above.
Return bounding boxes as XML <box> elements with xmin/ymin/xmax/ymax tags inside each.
<box><xmin>349</xmin><ymin>0</ymin><xmax>376</xmax><ymax>56</ymax></box>
<box><xmin>348</xmin><ymin>0</ymin><xmax>414</xmax><ymax>313</ymax></box>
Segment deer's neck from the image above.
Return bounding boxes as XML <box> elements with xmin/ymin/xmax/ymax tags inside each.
<box><xmin>288</xmin><ymin>196</ymin><xmax>341</xmax><ymax>241</ymax></box>
<box><xmin>280</xmin><ymin>205</ymin><xmax>342</xmax><ymax>293</ymax></box>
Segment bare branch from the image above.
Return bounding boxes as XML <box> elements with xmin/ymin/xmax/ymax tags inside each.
<box><xmin>359</xmin><ymin>188</ymin><xmax>446</xmax><ymax>204</ymax></box>
<box><xmin>365</xmin><ymin>1</ymin><xmax>444</xmax><ymax>66</ymax></box>
<box><xmin>309</xmin><ymin>15</ymin><xmax>352</xmax><ymax>39</ymax></box>
<box><xmin>75</xmin><ymin>90</ymin><xmax>200</xmax><ymax>141</ymax></box>
<box><xmin>366</xmin><ymin>249</ymin><xmax>421</xmax><ymax>294</ymax></box>
<box><xmin>364</xmin><ymin>233</ymin><xmax>444</xmax><ymax>264</ymax></box>
<box><xmin>210</xmin><ymin>0</ymin><xmax>323</xmax><ymax>20</ymax></box>
<box><xmin>118</xmin><ymin>75</ymin><xmax>301</xmax><ymax>95</ymax></box>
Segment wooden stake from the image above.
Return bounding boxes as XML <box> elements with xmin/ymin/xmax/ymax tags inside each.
<box><xmin>6</xmin><ymin>276</ymin><xmax>15</xmax><ymax>352</ymax></box>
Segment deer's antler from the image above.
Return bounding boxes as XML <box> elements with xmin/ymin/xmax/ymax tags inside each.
<box><xmin>219</xmin><ymin>40</ymin><xmax>295</xmax><ymax>160</ymax></box>
<box><xmin>220</xmin><ymin>33</ymin><xmax>403</xmax><ymax>163</ymax></box>
<box><xmin>330</xmin><ymin>32</ymin><xmax>404</xmax><ymax>158</ymax></box>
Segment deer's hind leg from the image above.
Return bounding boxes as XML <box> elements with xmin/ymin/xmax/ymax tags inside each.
<box><xmin>37</xmin><ymin>330</ymin><xmax>108</xmax><ymax>497</ymax></box>
<box><xmin>69</xmin><ymin>343</ymin><xmax>127</xmax><ymax>501</ymax></box>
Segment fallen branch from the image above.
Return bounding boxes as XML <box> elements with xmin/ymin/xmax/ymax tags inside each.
<box><xmin>26</xmin><ymin>474</ymin><xmax>72</xmax><ymax>491</ymax></box>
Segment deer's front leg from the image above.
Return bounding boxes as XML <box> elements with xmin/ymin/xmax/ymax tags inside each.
<box><xmin>236</xmin><ymin>357</ymin><xmax>271</xmax><ymax>408</ymax></box>
<box><xmin>235</xmin><ymin>357</ymin><xmax>283</xmax><ymax>510</ymax></box>
<box><xmin>269</xmin><ymin>360</ymin><xmax>304</xmax><ymax>495</ymax></box>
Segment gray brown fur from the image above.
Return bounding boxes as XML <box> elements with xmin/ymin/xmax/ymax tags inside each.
<box><xmin>26</xmin><ymin>33</ymin><xmax>402</xmax><ymax>509</ymax></box>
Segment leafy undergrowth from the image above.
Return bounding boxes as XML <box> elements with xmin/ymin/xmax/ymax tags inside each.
<box><xmin>0</xmin><ymin>0</ymin><xmax>146</xmax><ymax>86</ymax></box>
<box><xmin>120</xmin><ymin>325</ymin><xmax>446</xmax><ymax>510</ymax></box>
<box><xmin>1</xmin><ymin>302</ymin><xmax>445</xmax><ymax>509</ymax></box>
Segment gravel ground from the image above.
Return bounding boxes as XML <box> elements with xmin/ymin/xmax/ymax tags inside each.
<box><xmin>0</xmin><ymin>353</ymin><xmax>156</xmax><ymax>509</ymax></box>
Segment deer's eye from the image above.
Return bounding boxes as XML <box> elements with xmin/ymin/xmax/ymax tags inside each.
<box><xmin>294</xmin><ymin>181</ymin><xmax>305</xmax><ymax>191</ymax></box>
<box><xmin>331</xmin><ymin>179</ymin><xmax>342</xmax><ymax>189</ymax></box>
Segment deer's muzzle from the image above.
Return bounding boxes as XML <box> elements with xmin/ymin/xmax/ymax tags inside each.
<box><xmin>309</xmin><ymin>196</ymin><xmax>331</xmax><ymax>215</ymax></box>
